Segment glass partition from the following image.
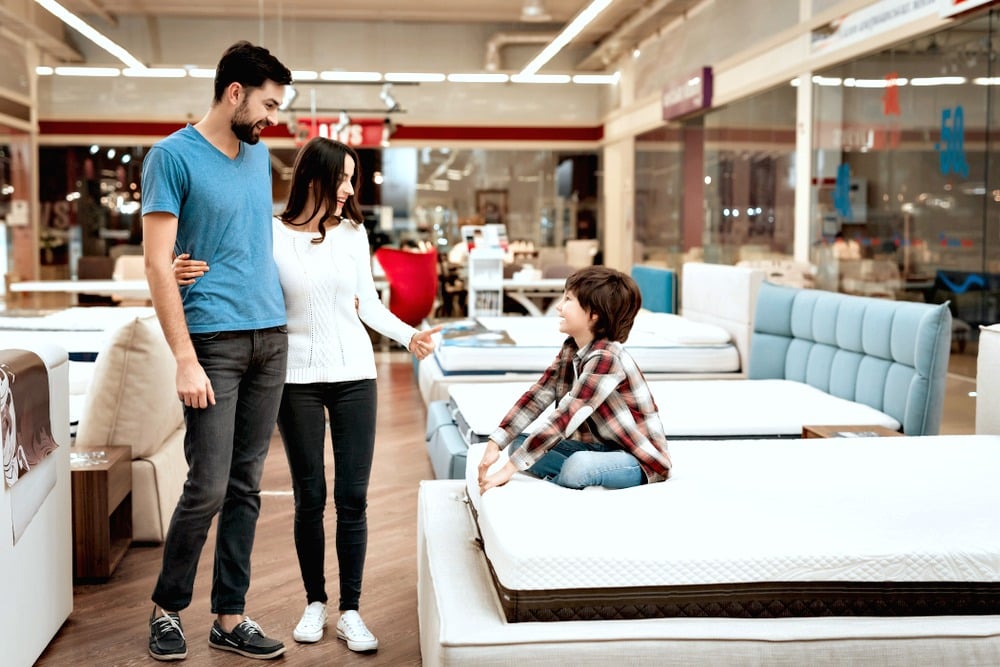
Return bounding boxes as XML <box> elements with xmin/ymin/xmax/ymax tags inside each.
<box><xmin>810</xmin><ymin>10</ymin><xmax>999</xmax><ymax>330</ymax></box>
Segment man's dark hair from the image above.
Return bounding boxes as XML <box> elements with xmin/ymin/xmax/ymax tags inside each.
<box><xmin>213</xmin><ymin>41</ymin><xmax>292</xmax><ymax>103</ymax></box>
<box><xmin>565</xmin><ymin>265</ymin><xmax>642</xmax><ymax>343</ymax></box>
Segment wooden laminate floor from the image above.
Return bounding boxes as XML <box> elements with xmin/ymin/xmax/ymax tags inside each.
<box><xmin>34</xmin><ymin>345</ymin><xmax>982</xmax><ymax>667</ymax></box>
<box><xmin>37</xmin><ymin>352</ymin><xmax>431</xmax><ymax>667</ymax></box>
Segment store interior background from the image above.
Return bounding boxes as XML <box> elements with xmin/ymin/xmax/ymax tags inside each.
<box><xmin>0</xmin><ymin>0</ymin><xmax>998</xmax><ymax>366</ymax></box>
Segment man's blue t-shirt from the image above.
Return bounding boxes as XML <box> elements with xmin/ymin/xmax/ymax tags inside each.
<box><xmin>141</xmin><ymin>125</ymin><xmax>285</xmax><ymax>333</ymax></box>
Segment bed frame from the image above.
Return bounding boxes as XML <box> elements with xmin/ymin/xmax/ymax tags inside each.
<box><xmin>418</xmin><ymin>262</ymin><xmax>766</xmax><ymax>405</ymax></box>
<box><xmin>419</xmin><ymin>476</ymin><xmax>1000</xmax><ymax>666</ymax></box>
<box><xmin>427</xmin><ymin>279</ymin><xmax>952</xmax><ymax>479</ymax></box>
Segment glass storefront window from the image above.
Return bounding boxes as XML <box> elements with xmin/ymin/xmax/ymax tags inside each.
<box><xmin>634</xmin><ymin>84</ymin><xmax>796</xmax><ymax>272</ymax></box>
<box><xmin>702</xmin><ymin>86</ymin><xmax>797</xmax><ymax>265</ymax></box>
<box><xmin>38</xmin><ymin>145</ymin><xmax>147</xmax><ymax>277</ymax></box>
<box><xmin>389</xmin><ymin>147</ymin><xmax>600</xmax><ymax>253</ymax></box>
<box><xmin>811</xmin><ymin>11</ymin><xmax>999</xmax><ymax>329</ymax></box>
<box><xmin>634</xmin><ymin>127</ymin><xmax>684</xmax><ymax>266</ymax></box>
<box><xmin>40</xmin><ymin>144</ymin><xmax>600</xmax><ymax>274</ymax></box>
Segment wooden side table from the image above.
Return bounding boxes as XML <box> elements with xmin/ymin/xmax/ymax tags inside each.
<box><xmin>70</xmin><ymin>445</ymin><xmax>132</xmax><ymax>581</ymax></box>
<box><xmin>802</xmin><ymin>424</ymin><xmax>903</xmax><ymax>439</ymax></box>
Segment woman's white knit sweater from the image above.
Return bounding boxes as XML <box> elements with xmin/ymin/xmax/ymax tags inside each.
<box><xmin>272</xmin><ymin>217</ymin><xmax>417</xmax><ymax>384</ymax></box>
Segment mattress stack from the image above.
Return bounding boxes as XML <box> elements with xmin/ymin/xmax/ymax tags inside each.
<box><xmin>465</xmin><ymin>436</ymin><xmax>1000</xmax><ymax>622</ymax></box>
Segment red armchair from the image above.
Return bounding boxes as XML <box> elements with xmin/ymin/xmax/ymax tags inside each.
<box><xmin>374</xmin><ymin>247</ymin><xmax>439</xmax><ymax>327</ymax></box>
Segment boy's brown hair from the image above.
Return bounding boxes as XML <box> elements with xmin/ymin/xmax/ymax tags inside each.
<box><xmin>564</xmin><ymin>266</ymin><xmax>642</xmax><ymax>343</ymax></box>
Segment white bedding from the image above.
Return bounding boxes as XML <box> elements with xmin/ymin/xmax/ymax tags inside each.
<box><xmin>466</xmin><ymin>435</ymin><xmax>1000</xmax><ymax>592</ymax></box>
<box><xmin>448</xmin><ymin>378</ymin><xmax>901</xmax><ymax>440</ymax></box>
<box><xmin>432</xmin><ymin>313</ymin><xmax>738</xmax><ymax>374</ymax></box>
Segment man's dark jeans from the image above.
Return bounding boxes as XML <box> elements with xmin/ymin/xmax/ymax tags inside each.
<box><xmin>152</xmin><ymin>326</ymin><xmax>288</xmax><ymax>615</ymax></box>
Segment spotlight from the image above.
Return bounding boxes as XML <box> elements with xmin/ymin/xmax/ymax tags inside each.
<box><xmin>520</xmin><ymin>0</ymin><xmax>551</xmax><ymax>22</ymax></box>
<box><xmin>279</xmin><ymin>85</ymin><xmax>298</xmax><ymax>111</ymax></box>
<box><xmin>379</xmin><ymin>83</ymin><xmax>400</xmax><ymax>112</ymax></box>
<box><xmin>333</xmin><ymin>110</ymin><xmax>351</xmax><ymax>134</ymax></box>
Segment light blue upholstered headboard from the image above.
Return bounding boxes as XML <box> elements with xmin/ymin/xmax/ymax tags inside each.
<box><xmin>630</xmin><ymin>265</ymin><xmax>676</xmax><ymax>314</ymax></box>
<box><xmin>748</xmin><ymin>282</ymin><xmax>952</xmax><ymax>435</ymax></box>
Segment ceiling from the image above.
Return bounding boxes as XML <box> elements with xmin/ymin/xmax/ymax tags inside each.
<box><xmin>55</xmin><ymin>0</ymin><xmax>706</xmax><ymax>71</ymax></box>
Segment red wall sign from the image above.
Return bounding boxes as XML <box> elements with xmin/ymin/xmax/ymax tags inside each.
<box><xmin>294</xmin><ymin>118</ymin><xmax>386</xmax><ymax>147</ymax></box>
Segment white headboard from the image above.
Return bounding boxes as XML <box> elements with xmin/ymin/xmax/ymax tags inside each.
<box><xmin>680</xmin><ymin>262</ymin><xmax>765</xmax><ymax>373</ymax></box>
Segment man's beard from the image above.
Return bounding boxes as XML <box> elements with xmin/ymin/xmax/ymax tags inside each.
<box><xmin>231</xmin><ymin>100</ymin><xmax>262</xmax><ymax>144</ymax></box>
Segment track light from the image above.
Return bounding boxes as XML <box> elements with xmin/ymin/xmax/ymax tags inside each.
<box><xmin>521</xmin><ymin>0</ymin><xmax>551</xmax><ymax>22</ymax></box>
<box><xmin>333</xmin><ymin>110</ymin><xmax>351</xmax><ymax>134</ymax></box>
<box><xmin>379</xmin><ymin>83</ymin><xmax>400</xmax><ymax>112</ymax></box>
<box><xmin>279</xmin><ymin>85</ymin><xmax>298</xmax><ymax>111</ymax></box>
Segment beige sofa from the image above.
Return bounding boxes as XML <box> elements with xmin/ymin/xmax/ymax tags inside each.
<box><xmin>74</xmin><ymin>315</ymin><xmax>187</xmax><ymax>543</ymax></box>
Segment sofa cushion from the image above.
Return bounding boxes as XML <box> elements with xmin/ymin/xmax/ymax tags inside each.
<box><xmin>75</xmin><ymin>315</ymin><xmax>183</xmax><ymax>459</ymax></box>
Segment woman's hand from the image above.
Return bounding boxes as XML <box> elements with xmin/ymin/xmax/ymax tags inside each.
<box><xmin>173</xmin><ymin>253</ymin><xmax>209</xmax><ymax>286</ymax></box>
<box><xmin>408</xmin><ymin>325</ymin><xmax>443</xmax><ymax>360</ymax></box>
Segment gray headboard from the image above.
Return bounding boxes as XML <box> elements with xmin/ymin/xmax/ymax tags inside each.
<box><xmin>748</xmin><ymin>282</ymin><xmax>952</xmax><ymax>435</ymax></box>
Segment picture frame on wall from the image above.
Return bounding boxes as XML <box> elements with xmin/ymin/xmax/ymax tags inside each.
<box><xmin>476</xmin><ymin>189</ymin><xmax>507</xmax><ymax>225</ymax></box>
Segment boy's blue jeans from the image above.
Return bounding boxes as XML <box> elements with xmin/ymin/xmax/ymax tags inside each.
<box><xmin>509</xmin><ymin>434</ymin><xmax>643</xmax><ymax>489</ymax></box>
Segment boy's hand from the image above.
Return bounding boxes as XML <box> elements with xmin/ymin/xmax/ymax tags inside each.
<box><xmin>477</xmin><ymin>440</ymin><xmax>501</xmax><ymax>486</ymax></box>
<box><xmin>173</xmin><ymin>253</ymin><xmax>209</xmax><ymax>286</ymax></box>
<box><xmin>480</xmin><ymin>460</ymin><xmax>517</xmax><ymax>494</ymax></box>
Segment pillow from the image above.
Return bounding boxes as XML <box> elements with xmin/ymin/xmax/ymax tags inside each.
<box><xmin>75</xmin><ymin>315</ymin><xmax>183</xmax><ymax>459</ymax></box>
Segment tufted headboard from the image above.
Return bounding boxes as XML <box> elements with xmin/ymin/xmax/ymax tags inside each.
<box><xmin>630</xmin><ymin>265</ymin><xmax>676</xmax><ymax>314</ymax></box>
<box><xmin>748</xmin><ymin>282</ymin><xmax>952</xmax><ymax>435</ymax></box>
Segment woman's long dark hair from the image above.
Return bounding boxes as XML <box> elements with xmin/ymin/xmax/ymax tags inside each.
<box><xmin>279</xmin><ymin>137</ymin><xmax>363</xmax><ymax>243</ymax></box>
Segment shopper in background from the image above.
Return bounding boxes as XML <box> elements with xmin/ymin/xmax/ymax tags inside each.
<box><xmin>174</xmin><ymin>137</ymin><xmax>440</xmax><ymax>654</ymax></box>
<box><xmin>141</xmin><ymin>40</ymin><xmax>293</xmax><ymax>661</ymax></box>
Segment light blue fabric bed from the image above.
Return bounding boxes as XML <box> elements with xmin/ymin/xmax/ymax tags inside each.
<box><xmin>749</xmin><ymin>282</ymin><xmax>952</xmax><ymax>436</ymax></box>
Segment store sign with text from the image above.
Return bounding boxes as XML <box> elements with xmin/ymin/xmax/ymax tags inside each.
<box><xmin>294</xmin><ymin>118</ymin><xmax>386</xmax><ymax>147</ymax></box>
<box><xmin>661</xmin><ymin>67</ymin><xmax>713</xmax><ymax>121</ymax></box>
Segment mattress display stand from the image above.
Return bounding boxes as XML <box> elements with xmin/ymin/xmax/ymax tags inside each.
<box><xmin>418</xmin><ymin>479</ymin><xmax>1000</xmax><ymax>666</ymax></box>
<box><xmin>802</xmin><ymin>424</ymin><xmax>903</xmax><ymax>438</ymax></box>
<box><xmin>467</xmin><ymin>247</ymin><xmax>504</xmax><ymax>317</ymax></box>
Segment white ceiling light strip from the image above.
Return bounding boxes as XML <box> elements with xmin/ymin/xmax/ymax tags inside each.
<box><xmin>33</xmin><ymin>0</ymin><xmax>146</xmax><ymax>70</ymax></box>
<box><xmin>519</xmin><ymin>0</ymin><xmax>612</xmax><ymax>77</ymax></box>
<box><xmin>36</xmin><ymin>67</ymin><xmax>617</xmax><ymax>85</ymax></box>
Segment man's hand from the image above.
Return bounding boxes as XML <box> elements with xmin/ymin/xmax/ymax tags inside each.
<box><xmin>173</xmin><ymin>253</ymin><xmax>209</xmax><ymax>286</ymax></box>
<box><xmin>480</xmin><ymin>460</ymin><xmax>517</xmax><ymax>494</ymax></box>
<box><xmin>408</xmin><ymin>325</ymin><xmax>443</xmax><ymax>360</ymax></box>
<box><xmin>176</xmin><ymin>358</ymin><xmax>215</xmax><ymax>409</ymax></box>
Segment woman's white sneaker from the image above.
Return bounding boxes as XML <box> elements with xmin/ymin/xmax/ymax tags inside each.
<box><xmin>292</xmin><ymin>602</ymin><xmax>327</xmax><ymax>643</ymax></box>
<box><xmin>336</xmin><ymin>610</ymin><xmax>379</xmax><ymax>652</ymax></box>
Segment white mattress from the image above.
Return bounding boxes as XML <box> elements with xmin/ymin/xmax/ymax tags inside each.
<box><xmin>418</xmin><ymin>478</ymin><xmax>1000</xmax><ymax>666</ymax></box>
<box><xmin>448</xmin><ymin>378</ymin><xmax>901</xmax><ymax>440</ymax></box>
<box><xmin>0</xmin><ymin>306</ymin><xmax>154</xmax><ymax>331</ymax></box>
<box><xmin>432</xmin><ymin>313</ymin><xmax>739</xmax><ymax>374</ymax></box>
<box><xmin>465</xmin><ymin>435</ymin><xmax>1000</xmax><ymax>592</ymax></box>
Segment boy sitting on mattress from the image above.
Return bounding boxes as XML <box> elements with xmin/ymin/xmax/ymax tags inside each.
<box><xmin>478</xmin><ymin>266</ymin><xmax>672</xmax><ymax>494</ymax></box>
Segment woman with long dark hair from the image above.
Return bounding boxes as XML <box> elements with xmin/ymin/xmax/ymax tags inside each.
<box><xmin>176</xmin><ymin>137</ymin><xmax>439</xmax><ymax>653</ymax></box>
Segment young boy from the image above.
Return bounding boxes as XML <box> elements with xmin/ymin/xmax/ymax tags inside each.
<box><xmin>478</xmin><ymin>266</ymin><xmax>672</xmax><ymax>494</ymax></box>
